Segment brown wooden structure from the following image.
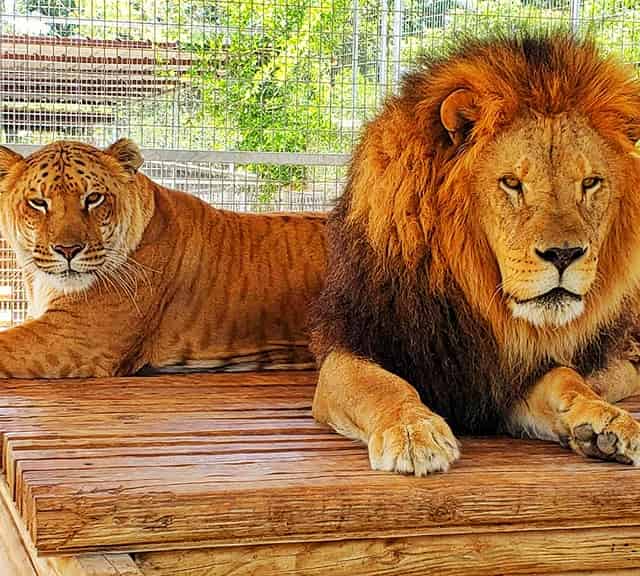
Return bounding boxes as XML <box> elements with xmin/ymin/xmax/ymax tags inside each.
<box><xmin>0</xmin><ymin>35</ymin><xmax>193</xmax><ymax>102</ymax></box>
<box><xmin>0</xmin><ymin>371</ymin><xmax>638</xmax><ymax>575</ymax></box>
<box><xmin>0</xmin><ymin>35</ymin><xmax>193</xmax><ymax>136</ymax></box>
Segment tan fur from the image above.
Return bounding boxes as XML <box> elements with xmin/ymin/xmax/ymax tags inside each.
<box><xmin>588</xmin><ymin>359</ymin><xmax>640</xmax><ymax>404</ymax></box>
<box><xmin>313</xmin><ymin>351</ymin><xmax>460</xmax><ymax>474</ymax></box>
<box><xmin>346</xmin><ymin>89</ymin><xmax>640</xmax><ymax>371</ymax></box>
<box><xmin>507</xmin><ymin>368</ymin><xmax>640</xmax><ymax>465</ymax></box>
<box><xmin>311</xmin><ymin>34</ymin><xmax>640</xmax><ymax>475</ymax></box>
<box><xmin>0</xmin><ymin>139</ymin><xmax>326</xmax><ymax>377</ymax></box>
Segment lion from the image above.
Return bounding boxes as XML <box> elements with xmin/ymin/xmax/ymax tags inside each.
<box><xmin>310</xmin><ymin>32</ymin><xmax>640</xmax><ymax>475</ymax></box>
<box><xmin>0</xmin><ymin>139</ymin><xmax>326</xmax><ymax>377</ymax></box>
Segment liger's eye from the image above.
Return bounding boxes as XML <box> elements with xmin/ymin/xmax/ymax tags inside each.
<box><xmin>84</xmin><ymin>192</ymin><xmax>105</xmax><ymax>209</ymax></box>
<box><xmin>499</xmin><ymin>175</ymin><xmax>523</xmax><ymax>193</ymax></box>
<box><xmin>27</xmin><ymin>197</ymin><xmax>48</xmax><ymax>212</ymax></box>
<box><xmin>582</xmin><ymin>176</ymin><xmax>602</xmax><ymax>193</ymax></box>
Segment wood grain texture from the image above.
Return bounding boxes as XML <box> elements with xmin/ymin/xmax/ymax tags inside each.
<box><xmin>0</xmin><ymin>372</ymin><xmax>637</xmax><ymax>557</ymax></box>
<box><xmin>49</xmin><ymin>555</ymin><xmax>143</xmax><ymax>576</ymax></box>
<box><xmin>544</xmin><ymin>568</ymin><xmax>638</xmax><ymax>576</ymax></box>
<box><xmin>0</xmin><ymin>476</ymin><xmax>140</xmax><ymax>576</ymax></box>
<box><xmin>134</xmin><ymin>526</ymin><xmax>640</xmax><ymax>576</ymax></box>
<box><xmin>0</xmin><ymin>479</ymin><xmax>39</xmax><ymax>576</ymax></box>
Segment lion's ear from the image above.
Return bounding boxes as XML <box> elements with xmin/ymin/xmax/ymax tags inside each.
<box><xmin>105</xmin><ymin>138</ymin><xmax>143</xmax><ymax>174</ymax></box>
<box><xmin>440</xmin><ymin>89</ymin><xmax>479</xmax><ymax>146</ymax></box>
<box><xmin>0</xmin><ymin>146</ymin><xmax>23</xmax><ymax>180</ymax></box>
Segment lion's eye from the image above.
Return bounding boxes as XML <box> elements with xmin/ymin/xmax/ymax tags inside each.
<box><xmin>84</xmin><ymin>192</ymin><xmax>105</xmax><ymax>209</ymax></box>
<box><xmin>27</xmin><ymin>198</ymin><xmax>48</xmax><ymax>213</ymax></box>
<box><xmin>582</xmin><ymin>176</ymin><xmax>602</xmax><ymax>193</ymax></box>
<box><xmin>499</xmin><ymin>176</ymin><xmax>523</xmax><ymax>193</ymax></box>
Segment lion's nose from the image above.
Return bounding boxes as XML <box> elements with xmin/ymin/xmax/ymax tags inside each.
<box><xmin>52</xmin><ymin>243</ymin><xmax>85</xmax><ymax>261</ymax></box>
<box><xmin>535</xmin><ymin>245</ymin><xmax>587</xmax><ymax>275</ymax></box>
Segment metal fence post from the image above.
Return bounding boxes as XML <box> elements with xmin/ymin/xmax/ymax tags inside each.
<box><xmin>571</xmin><ymin>0</ymin><xmax>582</xmax><ymax>33</ymax></box>
<box><xmin>391</xmin><ymin>0</ymin><xmax>403</xmax><ymax>89</ymax></box>
<box><xmin>379</xmin><ymin>0</ymin><xmax>388</xmax><ymax>101</ymax></box>
<box><xmin>352</xmin><ymin>0</ymin><xmax>360</xmax><ymax>123</ymax></box>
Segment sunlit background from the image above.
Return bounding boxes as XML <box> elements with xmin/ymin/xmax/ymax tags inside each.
<box><xmin>0</xmin><ymin>0</ymin><xmax>637</xmax><ymax>327</ymax></box>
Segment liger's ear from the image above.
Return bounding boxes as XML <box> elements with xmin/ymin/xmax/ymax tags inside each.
<box><xmin>0</xmin><ymin>146</ymin><xmax>24</xmax><ymax>180</ymax></box>
<box><xmin>440</xmin><ymin>88</ymin><xmax>480</xmax><ymax>147</ymax></box>
<box><xmin>105</xmin><ymin>138</ymin><xmax>143</xmax><ymax>174</ymax></box>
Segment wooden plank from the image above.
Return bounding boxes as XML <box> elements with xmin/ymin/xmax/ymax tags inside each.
<box><xmin>0</xmin><ymin>480</ymin><xmax>40</xmax><ymax>576</ymax></box>
<box><xmin>547</xmin><ymin>572</ymin><xmax>640</xmax><ymax>576</ymax></box>
<box><xmin>0</xmin><ymin>372</ymin><xmax>638</xmax><ymax>555</ymax></box>
<box><xmin>0</xmin><ymin>476</ymin><xmax>140</xmax><ymax>576</ymax></box>
<box><xmin>0</xmin><ymin>475</ymin><xmax>60</xmax><ymax>576</ymax></box>
<box><xmin>49</xmin><ymin>555</ymin><xmax>143</xmax><ymax>576</ymax></box>
<box><xmin>133</xmin><ymin>527</ymin><xmax>640</xmax><ymax>576</ymax></box>
<box><xmin>22</xmin><ymin>438</ymin><xmax>640</xmax><ymax>551</ymax></box>
<box><xmin>24</xmin><ymin>461</ymin><xmax>640</xmax><ymax>553</ymax></box>
<box><xmin>0</xmin><ymin>372</ymin><xmax>316</xmax><ymax>395</ymax></box>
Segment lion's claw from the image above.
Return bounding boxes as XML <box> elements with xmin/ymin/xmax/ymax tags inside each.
<box><xmin>368</xmin><ymin>408</ymin><xmax>460</xmax><ymax>476</ymax></box>
<box><xmin>563</xmin><ymin>400</ymin><xmax>640</xmax><ymax>466</ymax></box>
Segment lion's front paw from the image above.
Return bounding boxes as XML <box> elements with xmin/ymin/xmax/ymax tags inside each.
<box><xmin>368</xmin><ymin>408</ymin><xmax>460</xmax><ymax>476</ymax></box>
<box><xmin>562</xmin><ymin>399</ymin><xmax>640</xmax><ymax>465</ymax></box>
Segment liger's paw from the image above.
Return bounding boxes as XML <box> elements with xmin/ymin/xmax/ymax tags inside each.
<box><xmin>561</xmin><ymin>398</ymin><xmax>640</xmax><ymax>466</ymax></box>
<box><xmin>368</xmin><ymin>407</ymin><xmax>460</xmax><ymax>476</ymax></box>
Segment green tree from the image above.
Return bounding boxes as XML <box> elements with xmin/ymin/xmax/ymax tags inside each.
<box><xmin>18</xmin><ymin>0</ymin><xmax>640</xmax><ymax>193</ymax></box>
<box><xmin>19</xmin><ymin>0</ymin><xmax>77</xmax><ymax>36</ymax></box>
<box><xmin>189</xmin><ymin>0</ymin><xmax>348</xmax><ymax>184</ymax></box>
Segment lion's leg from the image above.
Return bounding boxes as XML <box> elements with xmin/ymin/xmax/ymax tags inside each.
<box><xmin>506</xmin><ymin>367</ymin><xmax>640</xmax><ymax>465</ymax></box>
<box><xmin>587</xmin><ymin>359</ymin><xmax>640</xmax><ymax>404</ymax></box>
<box><xmin>313</xmin><ymin>350</ymin><xmax>460</xmax><ymax>475</ymax></box>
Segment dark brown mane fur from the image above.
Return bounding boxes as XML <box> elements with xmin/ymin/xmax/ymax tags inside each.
<box><xmin>310</xmin><ymin>32</ymin><xmax>640</xmax><ymax>433</ymax></box>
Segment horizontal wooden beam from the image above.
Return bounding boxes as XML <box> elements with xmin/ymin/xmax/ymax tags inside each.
<box><xmin>134</xmin><ymin>526</ymin><xmax>640</xmax><ymax>576</ymax></box>
<box><xmin>0</xmin><ymin>477</ymin><xmax>141</xmax><ymax>576</ymax></box>
<box><xmin>0</xmin><ymin>51</ymin><xmax>193</xmax><ymax>68</ymax></box>
<box><xmin>1</xmin><ymin>110</ymin><xmax>115</xmax><ymax>126</ymax></box>
<box><xmin>0</xmin><ymin>34</ymin><xmax>184</xmax><ymax>51</ymax></box>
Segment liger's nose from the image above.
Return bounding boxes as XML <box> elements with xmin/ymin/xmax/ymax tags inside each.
<box><xmin>52</xmin><ymin>243</ymin><xmax>85</xmax><ymax>262</ymax></box>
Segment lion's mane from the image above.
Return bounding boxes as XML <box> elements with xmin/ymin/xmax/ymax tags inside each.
<box><xmin>311</xmin><ymin>33</ymin><xmax>640</xmax><ymax>433</ymax></box>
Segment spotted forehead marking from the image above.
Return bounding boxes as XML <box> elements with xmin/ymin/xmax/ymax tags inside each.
<box><xmin>25</xmin><ymin>142</ymin><xmax>103</xmax><ymax>169</ymax></box>
<box><xmin>22</xmin><ymin>143</ymin><xmax>112</xmax><ymax>193</ymax></box>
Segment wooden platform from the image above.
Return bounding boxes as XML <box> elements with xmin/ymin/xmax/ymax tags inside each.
<box><xmin>0</xmin><ymin>371</ymin><xmax>638</xmax><ymax>575</ymax></box>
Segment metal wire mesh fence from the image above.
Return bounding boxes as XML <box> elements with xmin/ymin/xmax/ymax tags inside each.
<box><xmin>0</xmin><ymin>0</ymin><xmax>638</xmax><ymax>326</ymax></box>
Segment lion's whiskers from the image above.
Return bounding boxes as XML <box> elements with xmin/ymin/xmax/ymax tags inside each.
<box><xmin>486</xmin><ymin>280</ymin><xmax>507</xmax><ymax>312</ymax></box>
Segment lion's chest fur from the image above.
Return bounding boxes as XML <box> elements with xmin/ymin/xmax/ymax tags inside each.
<box><xmin>311</xmin><ymin>205</ymin><xmax>628</xmax><ymax>434</ymax></box>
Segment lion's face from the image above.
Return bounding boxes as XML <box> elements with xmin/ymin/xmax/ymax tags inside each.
<box><xmin>472</xmin><ymin>114</ymin><xmax>620</xmax><ymax>327</ymax></box>
<box><xmin>0</xmin><ymin>140</ymin><xmax>146</xmax><ymax>294</ymax></box>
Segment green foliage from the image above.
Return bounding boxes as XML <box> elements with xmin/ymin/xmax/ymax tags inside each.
<box><xmin>188</xmin><ymin>0</ymin><xmax>353</xmax><ymax>184</ymax></box>
<box><xmin>582</xmin><ymin>0</ymin><xmax>640</xmax><ymax>63</ymax></box>
<box><xmin>19</xmin><ymin>0</ymin><xmax>77</xmax><ymax>35</ymax></box>
<box><xmin>9</xmin><ymin>0</ymin><xmax>640</xmax><ymax>192</ymax></box>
